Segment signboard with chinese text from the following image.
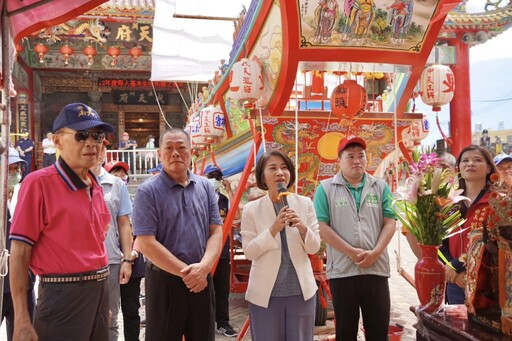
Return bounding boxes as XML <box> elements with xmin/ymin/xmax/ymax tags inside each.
<box><xmin>113</xmin><ymin>90</ymin><xmax>170</xmax><ymax>105</ymax></box>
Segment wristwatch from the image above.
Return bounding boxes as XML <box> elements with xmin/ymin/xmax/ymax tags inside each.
<box><xmin>121</xmin><ymin>258</ymin><xmax>135</xmax><ymax>264</ymax></box>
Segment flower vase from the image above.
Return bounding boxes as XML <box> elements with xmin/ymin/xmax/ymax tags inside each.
<box><xmin>415</xmin><ymin>244</ymin><xmax>446</xmax><ymax>313</ymax></box>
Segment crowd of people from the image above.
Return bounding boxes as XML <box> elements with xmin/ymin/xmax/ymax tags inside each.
<box><xmin>3</xmin><ymin>101</ymin><xmax>512</xmax><ymax>341</ymax></box>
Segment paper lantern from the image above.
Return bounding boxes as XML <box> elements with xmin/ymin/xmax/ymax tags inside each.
<box><xmin>330</xmin><ymin>80</ymin><xmax>367</xmax><ymax>119</ymax></box>
<box><xmin>129</xmin><ymin>46</ymin><xmax>142</xmax><ymax>63</ymax></box>
<box><xmin>107</xmin><ymin>46</ymin><xmax>121</xmax><ymax>66</ymax></box>
<box><xmin>189</xmin><ymin>116</ymin><xmax>208</xmax><ymax>149</ymax></box>
<box><xmin>83</xmin><ymin>45</ymin><xmax>97</xmax><ymax>66</ymax></box>
<box><xmin>34</xmin><ymin>43</ymin><xmax>49</xmax><ymax>63</ymax></box>
<box><xmin>419</xmin><ymin>64</ymin><xmax>455</xmax><ymax>112</ymax></box>
<box><xmin>198</xmin><ymin>105</ymin><xmax>226</xmax><ymax>143</ymax></box>
<box><xmin>229</xmin><ymin>56</ymin><xmax>264</xmax><ymax>109</ymax></box>
<box><xmin>59</xmin><ymin>44</ymin><xmax>74</xmax><ymax>65</ymax></box>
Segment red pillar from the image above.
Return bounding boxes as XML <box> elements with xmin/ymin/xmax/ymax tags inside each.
<box><xmin>448</xmin><ymin>35</ymin><xmax>472</xmax><ymax>157</ymax></box>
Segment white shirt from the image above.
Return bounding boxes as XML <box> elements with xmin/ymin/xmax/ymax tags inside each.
<box><xmin>42</xmin><ymin>138</ymin><xmax>56</xmax><ymax>154</ymax></box>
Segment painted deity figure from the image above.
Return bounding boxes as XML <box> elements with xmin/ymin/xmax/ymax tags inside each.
<box><xmin>348</xmin><ymin>0</ymin><xmax>376</xmax><ymax>45</ymax></box>
<box><xmin>313</xmin><ymin>0</ymin><xmax>339</xmax><ymax>44</ymax></box>
<box><xmin>387</xmin><ymin>0</ymin><xmax>414</xmax><ymax>46</ymax></box>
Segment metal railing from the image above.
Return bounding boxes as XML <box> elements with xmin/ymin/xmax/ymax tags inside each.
<box><xmin>105</xmin><ymin>148</ymin><xmax>159</xmax><ymax>178</ymax></box>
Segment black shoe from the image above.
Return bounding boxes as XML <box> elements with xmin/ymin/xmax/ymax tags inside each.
<box><xmin>216</xmin><ymin>324</ymin><xmax>238</xmax><ymax>337</ymax></box>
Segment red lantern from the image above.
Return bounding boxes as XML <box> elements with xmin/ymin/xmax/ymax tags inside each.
<box><xmin>83</xmin><ymin>45</ymin><xmax>97</xmax><ymax>66</ymax></box>
<box><xmin>59</xmin><ymin>44</ymin><xmax>74</xmax><ymax>65</ymax></box>
<box><xmin>419</xmin><ymin>64</ymin><xmax>455</xmax><ymax>112</ymax></box>
<box><xmin>33</xmin><ymin>43</ymin><xmax>49</xmax><ymax>63</ymax></box>
<box><xmin>15</xmin><ymin>43</ymin><xmax>24</xmax><ymax>54</ymax></box>
<box><xmin>311</xmin><ymin>71</ymin><xmax>325</xmax><ymax>97</ymax></box>
<box><xmin>229</xmin><ymin>56</ymin><xmax>264</xmax><ymax>109</ymax></box>
<box><xmin>330</xmin><ymin>80</ymin><xmax>367</xmax><ymax>119</ymax></box>
<box><xmin>107</xmin><ymin>46</ymin><xmax>121</xmax><ymax>66</ymax></box>
<box><xmin>129</xmin><ymin>46</ymin><xmax>142</xmax><ymax>63</ymax></box>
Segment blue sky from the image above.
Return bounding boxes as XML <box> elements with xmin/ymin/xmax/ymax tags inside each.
<box><xmin>420</xmin><ymin>2</ymin><xmax>512</xmax><ymax>146</ymax></box>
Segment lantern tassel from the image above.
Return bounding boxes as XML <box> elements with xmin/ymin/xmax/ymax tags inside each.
<box><xmin>436</xmin><ymin>113</ymin><xmax>452</xmax><ymax>147</ymax></box>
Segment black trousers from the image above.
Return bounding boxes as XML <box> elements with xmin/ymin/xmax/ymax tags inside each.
<box><xmin>330</xmin><ymin>275</ymin><xmax>390</xmax><ymax>341</ymax></box>
<box><xmin>42</xmin><ymin>153</ymin><xmax>56</xmax><ymax>168</ymax></box>
<box><xmin>34</xmin><ymin>279</ymin><xmax>109</xmax><ymax>341</ymax></box>
<box><xmin>213</xmin><ymin>258</ymin><xmax>230</xmax><ymax>326</ymax></box>
<box><xmin>120</xmin><ymin>276</ymin><xmax>142</xmax><ymax>341</ymax></box>
<box><xmin>145</xmin><ymin>265</ymin><xmax>215</xmax><ymax>341</ymax></box>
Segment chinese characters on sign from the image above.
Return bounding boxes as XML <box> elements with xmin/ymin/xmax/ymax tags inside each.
<box><xmin>99</xmin><ymin>79</ymin><xmax>178</xmax><ymax>89</ymax></box>
<box><xmin>113</xmin><ymin>91</ymin><xmax>170</xmax><ymax>105</ymax></box>
<box><xmin>111</xmin><ymin>22</ymin><xmax>153</xmax><ymax>43</ymax></box>
<box><xmin>17</xmin><ymin>93</ymin><xmax>29</xmax><ymax>133</ymax></box>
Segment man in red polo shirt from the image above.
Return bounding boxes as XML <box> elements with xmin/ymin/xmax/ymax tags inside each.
<box><xmin>9</xmin><ymin>103</ymin><xmax>114</xmax><ymax>340</ymax></box>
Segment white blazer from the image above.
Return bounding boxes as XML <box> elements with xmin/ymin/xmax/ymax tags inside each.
<box><xmin>241</xmin><ymin>193</ymin><xmax>321</xmax><ymax>308</ymax></box>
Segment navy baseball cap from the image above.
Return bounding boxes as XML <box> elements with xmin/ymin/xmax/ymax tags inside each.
<box><xmin>204</xmin><ymin>164</ymin><xmax>223</xmax><ymax>176</ymax></box>
<box><xmin>53</xmin><ymin>103</ymin><xmax>115</xmax><ymax>133</ymax></box>
<box><xmin>494</xmin><ymin>153</ymin><xmax>512</xmax><ymax>166</ymax></box>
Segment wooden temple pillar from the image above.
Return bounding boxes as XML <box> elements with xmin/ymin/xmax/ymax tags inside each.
<box><xmin>448</xmin><ymin>34</ymin><xmax>472</xmax><ymax>157</ymax></box>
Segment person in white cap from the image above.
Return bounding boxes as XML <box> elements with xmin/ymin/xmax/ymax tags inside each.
<box><xmin>494</xmin><ymin>153</ymin><xmax>512</xmax><ymax>187</ymax></box>
<box><xmin>313</xmin><ymin>135</ymin><xmax>397</xmax><ymax>341</ymax></box>
<box><xmin>1</xmin><ymin>148</ymin><xmax>35</xmax><ymax>341</ymax></box>
<box><xmin>9</xmin><ymin>102</ymin><xmax>114</xmax><ymax>340</ymax></box>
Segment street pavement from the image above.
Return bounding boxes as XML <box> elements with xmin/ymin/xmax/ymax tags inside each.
<box><xmin>0</xmin><ymin>229</ymin><xmax>420</xmax><ymax>340</ymax></box>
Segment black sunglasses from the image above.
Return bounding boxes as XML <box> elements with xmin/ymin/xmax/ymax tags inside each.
<box><xmin>60</xmin><ymin>130</ymin><xmax>105</xmax><ymax>144</ymax></box>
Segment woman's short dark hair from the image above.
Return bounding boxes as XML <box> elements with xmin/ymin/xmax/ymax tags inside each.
<box><xmin>255</xmin><ymin>150</ymin><xmax>295</xmax><ymax>191</ymax></box>
<box><xmin>455</xmin><ymin>144</ymin><xmax>498</xmax><ymax>191</ymax></box>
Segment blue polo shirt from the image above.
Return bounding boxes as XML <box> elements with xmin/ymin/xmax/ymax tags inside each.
<box><xmin>132</xmin><ymin>170</ymin><xmax>222</xmax><ymax>265</ymax></box>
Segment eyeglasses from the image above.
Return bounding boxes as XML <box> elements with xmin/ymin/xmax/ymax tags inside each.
<box><xmin>60</xmin><ymin>130</ymin><xmax>105</xmax><ymax>144</ymax></box>
<box><xmin>498</xmin><ymin>165</ymin><xmax>512</xmax><ymax>173</ymax></box>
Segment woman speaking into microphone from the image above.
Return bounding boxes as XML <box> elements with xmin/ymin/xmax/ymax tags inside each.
<box><xmin>241</xmin><ymin>150</ymin><xmax>321</xmax><ymax>341</ymax></box>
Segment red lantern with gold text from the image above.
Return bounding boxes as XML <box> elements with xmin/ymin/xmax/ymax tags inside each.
<box><xmin>330</xmin><ymin>80</ymin><xmax>367</xmax><ymax>119</ymax></box>
<box><xmin>419</xmin><ymin>64</ymin><xmax>455</xmax><ymax>112</ymax></box>
<box><xmin>59</xmin><ymin>44</ymin><xmax>74</xmax><ymax>65</ymax></box>
<box><xmin>129</xmin><ymin>46</ymin><xmax>142</xmax><ymax>64</ymax></box>
<box><xmin>34</xmin><ymin>43</ymin><xmax>48</xmax><ymax>63</ymax></box>
<box><xmin>107</xmin><ymin>46</ymin><xmax>121</xmax><ymax>66</ymax></box>
<box><xmin>229</xmin><ymin>56</ymin><xmax>264</xmax><ymax>109</ymax></box>
<box><xmin>83</xmin><ymin>45</ymin><xmax>97</xmax><ymax>66</ymax></box>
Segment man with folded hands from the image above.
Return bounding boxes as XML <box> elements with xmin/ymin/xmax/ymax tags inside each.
<box><xmin>9</xmin><ymin>103</ymin><xmax>114</xmax><ymax>340</ymax></box>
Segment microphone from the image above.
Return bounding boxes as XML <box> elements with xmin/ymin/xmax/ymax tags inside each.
<box><xmin>277</xmin><ymin>183</ymin><xmax>293</xmax><ymax>226</ymax></box>
<box><xmin>277</xmin><ymin>183</ymin><xmax>289</xmax><ymax>206</ymax></box>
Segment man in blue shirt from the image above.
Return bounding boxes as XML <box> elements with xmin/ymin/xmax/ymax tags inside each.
<box><xmin>132</xmin><ymin>129</ymin><xmax>223</xmax><ymax>341</ymax></box>
<box><xmin>15</xmin><ymin>130</ymin><xmax>34</xmax><ymax>179</ymax></box>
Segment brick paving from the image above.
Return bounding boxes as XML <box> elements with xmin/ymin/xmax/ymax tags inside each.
<box><xmin>0</xmin><ymin>231</ymin><xmax>420</xmax><ymax>340</ymax></box>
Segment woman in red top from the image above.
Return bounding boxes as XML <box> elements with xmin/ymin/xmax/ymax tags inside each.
<box><xmin>440</xmin><ymin>145</ymin><xmax>498</xmax><ymax>304</ymax></box>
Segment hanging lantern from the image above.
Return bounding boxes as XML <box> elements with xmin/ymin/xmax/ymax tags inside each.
<box><xmin>190</xmin><ymin>116</ymin><xmax>208</xmax><ymax>149</ymax></box>
<box><xmin>59</xmin><ymin>44</ymin><xmax>74</xmax><ymax>65</ymax></box>
<box><xmin>107</xmin><ymin>46</ymin><xmax>121</xmax><ymax>66</ymax></box>
<box><xmin>129</xmin><ymin>46</ymin><xmax>142</xmax><ymax>64</ymax></box>
<box><xmin>83</xmin><ymin>45</ymin><xmax>97</xmax><ymax>66</ymax></box>
<box><xmin>330</xmin><ymin>79</ymin><xmax>368</xmax><ymax>119</ymax></box>
<box><xmin>419</xmin><ymin>64</ymin><xmax>455</xmax><ymax>112</ymax></box>
<box><xmin>311</xmin><ymin>71</ymin><xmax>325</xmax><ymax>97</ymax></box>
<box><xmin>229</xmin><ymin>56</ymin><xmax>264</xmax><ymax>109</ymax></box>
<box><xmin>33</xmin><ymin>43</ymin><xmax>49</xmax><ymax>63</ymax></box>
<box><xmin>198</xmin><ymin>105</ymin><xmax>226</xmax><ymax>144</ymax></box>
<box><xmin>15</xmin><ymin>43</ymin><xmax>24</xmax><ymax>54</ymax></box>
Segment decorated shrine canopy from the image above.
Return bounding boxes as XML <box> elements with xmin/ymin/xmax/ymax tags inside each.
<box><xmin>151</xmin><ymin>0</ymin><xmax>251</xmax><ymax>82</ymax></box>
<box><xmin>3</xmin><ymin>0</ymin><xmax>107</xmax><ymax>42</ymax></box>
